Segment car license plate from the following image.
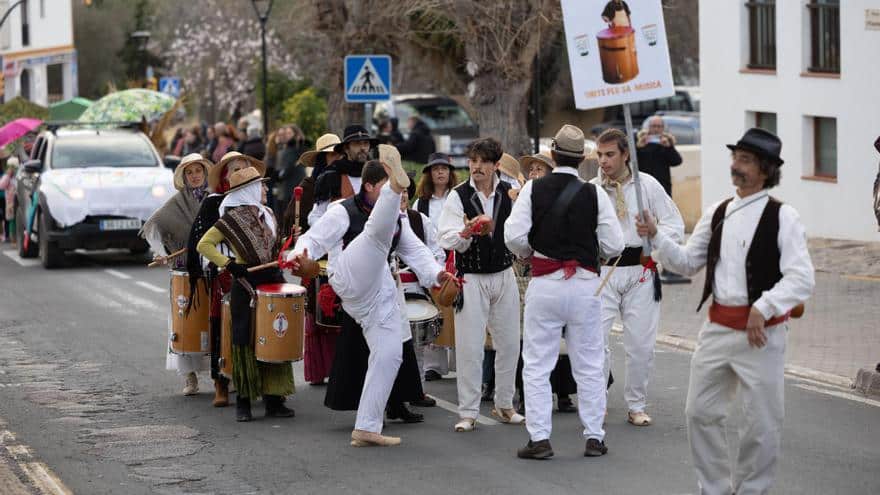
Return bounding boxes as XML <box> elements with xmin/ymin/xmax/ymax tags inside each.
<box><xmin>99</xmin><ymin>219</ymin><xmax>141</xmax><ymax>231</ymax></box>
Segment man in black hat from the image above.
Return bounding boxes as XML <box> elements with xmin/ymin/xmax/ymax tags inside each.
<box><xmin>310</xmin><ymin>125</ymin><xmax>379</xmax><ymax>225</ymax></box>
<box><xmin>637</xmin><ymin>128</ymin><xmax>815</xmax><ymax>494</ymax></box>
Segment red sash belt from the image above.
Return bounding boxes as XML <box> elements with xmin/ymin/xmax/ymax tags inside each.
<box><xmin>399</xmin><ymin>272</ymin><xmax>418</xmax><ymax>283</ymax></box>
<box><xmin>530</xmin><ymin>257</ymin><xmax>597</xmax><ymax>280</ymax></box>
<box><xmin>709</xmin><ymin>302</ymin><xmax>790</xmax><ymax>331</ymax></box>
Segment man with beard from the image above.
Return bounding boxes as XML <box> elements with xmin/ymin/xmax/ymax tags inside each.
<box><xmin>309</xmin><ymin>125</ymin><xmax>376</xmax><ymax>225</ymax></box>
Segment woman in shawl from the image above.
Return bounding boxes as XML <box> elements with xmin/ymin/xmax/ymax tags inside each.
<box><xmin>197</xmin><ymin>164</ymin><xmax>295</xmax><ymax>422</ymax></box>
<box><xmin>185</xmin><ymin>151</ymin><xmax>265</xmax><ymax>407</ymax></box>
<box><xmin>140</xmin><ymin>153</ymin><xmax>212</xmax><ymax>396</ymax></box>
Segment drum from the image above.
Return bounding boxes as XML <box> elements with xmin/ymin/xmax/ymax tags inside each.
<box><xmin>169</xmin><ymin>271</ymin><xmax>210</xmax><ymax>355</ymax></box>
<box><xmin>404</xmin><ymin>294</ymin><xmax>442</xmax><ymax>346</ymax></box>
<box><xmin>597</xmin><ymin>27</ymin><xmax>639</xmax><ymax>84</ymax></box>
<box><xmin>312</xmin><ymin>259</ymin><xmax>342</xmax><ymax>333</ymax></box>
<box><xmin>433</xmin><ymin>304</ymin><xmax>456</xmax><ymax>348</ymax></box>
<box><xmin>254</xmin><ymin>283</ymin><xmax>306</xmax><ymax>363</ymax></box>
<box><xmin>218</xmin><ymin>295</ymin><xmax>233</xmax><ymax>379</ymax></box>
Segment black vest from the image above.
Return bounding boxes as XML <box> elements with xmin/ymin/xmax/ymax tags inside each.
<box><xmin>341</xmin><ymin>194</ymin><xmax>400</xmax><ymax>254</ymax></box>
<box><xmin>698</xmin><ymin>196</ymin><xmax>782</xmax><ymax>311</ymax></box>
<box><xmin>454</xmin><ymin>180</ymin><xmax>515</xmax><ymax>274</ymax></box>
<box><xmin>416</xmin><ymin>197</ymin><xmax>431</xmax><ymax>217</ymax></box>
<box><xmin>528</xmin><ymin>173</ymin><xmax>601</xmax><ymax>273</ymax></box>
<box><xmin>406</xmin><ymin>209</ymin><xmax>425</xmax><ymax>243</ymax></box>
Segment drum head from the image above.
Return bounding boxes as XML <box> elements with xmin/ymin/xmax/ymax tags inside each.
<box><xmin>406</xmin><ymin>299</ymin><xmax>439</xmax><ymax>321</ymax></box>
<box><xmin>256</xmin><ymin>283</ymin><xmax>306</xmax><ymax>296</ymax></box>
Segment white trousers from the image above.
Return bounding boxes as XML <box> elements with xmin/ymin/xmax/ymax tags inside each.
<box><xmin>454</xmin><ymin>268</ymin><xmax>520</xmax><ymax>419</ymax></box>
<box><xmin>423</xmin><ymin>345</ymin><xmax>450</xmax><ymax>375</ymax></box>
<box><xmin>599</xmin><ymin>264</ymin><xmax>660</xmax><ymax>412</ymax></box>
<box><xmin>329</xmin><ymin>184</ymin><xmax>405</xmax><ymax>434</ymax></box>
<box><xmin>522</xmin><ymin>276</ymin><xmax>606</xmax><ymax>442</ymax></box>
<box><xmin>165</xmin><ymin>313</ymin><xmax>209</xmax><ymax>376</ymax></box>
<box><xmin>686</xmin><ymin>321</ymin><xmax>786</xmax><ymax>495</ymax></box>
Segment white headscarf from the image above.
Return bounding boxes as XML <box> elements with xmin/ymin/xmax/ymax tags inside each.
<box><xmin>499</xmin><ymin>171</ymin><xmax>522</xmax><ymax>190</ymax></box>
<box><xmin>218</xmin><ymin>180</ymin><xmax>276</xmax><ymax>235</ymax></box>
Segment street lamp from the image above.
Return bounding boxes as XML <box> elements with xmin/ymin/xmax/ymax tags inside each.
<box><xmin>130</xmin><ymin>30</ymin><xmax>153</xmax><ymax>85</ymax></box>
<box><xmin>251</xmin><ymin>0</ymin><xmax>274</xmax><ymax>137</ymax></box>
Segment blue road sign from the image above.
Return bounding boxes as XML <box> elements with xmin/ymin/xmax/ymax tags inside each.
<box><xmin>344</xmin><ymin>55</ymin><xmax>392</xmax><ymax>103</ymax></box>
<box><xmin>159</xmin><ymin>77</ymin><xmax>181</xmax><ymax>98</ymax></box>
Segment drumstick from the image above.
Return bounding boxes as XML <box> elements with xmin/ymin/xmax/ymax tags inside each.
<box><xmin>293</xmin><ymin>186</ymin><xmax>303</xmax><ymax>229</ymax></box>
<box><xmin>147</xmin><ymin>247</ymin><xmax>187</xmax><ymax>267</ymax></box>
<box><xmin>247</xmin><ymin>261</ymin><xmax>279</xmax><ymax>272</ymax></box>
<box><xmin>594</xmin><ymin>255</ymin><xmax>622</xmax><ymax>296</ymax></box>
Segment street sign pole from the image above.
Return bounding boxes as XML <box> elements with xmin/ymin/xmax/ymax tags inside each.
<box><xmin>364</xmin><ymin>103</ymin><xmax>373</xmax><ymax>133</ymax></box>
<box><xmin>623</xmin><ymin>103</ymin><xmax>652</xmax><ymax>253</ymax></box>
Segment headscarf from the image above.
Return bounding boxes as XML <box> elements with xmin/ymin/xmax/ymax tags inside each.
<box><xmin>219</xmin><ymin>180</ymin><xmax>276</xmax><ymax>236</ymax></box>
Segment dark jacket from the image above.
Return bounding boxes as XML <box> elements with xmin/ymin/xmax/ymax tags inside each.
<box><xmin>277</xmin><ymin>139</ymin><xmax>310</xmax><ymax>203</ymax></box>
<box><xmin>238</xmin><ymin>137</ymin><xmax>266</xmax><ymax>160</ymax></box>
<box><xmin>396</xmin><ymin>120</ymin><xmax>435</xmax><ymax>164</ymax></box>
<box><xmin>636</xmin><ymin>136</ymin><xmax>682</xmax><ymax>196</ymax></box>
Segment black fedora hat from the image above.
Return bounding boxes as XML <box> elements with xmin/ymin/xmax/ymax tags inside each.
<box><xmin>727</xmin><ymin>128</ymin><xmax>784</xmax><ymax>165</ymax></box>
<box><xmin>422</xmin><ymin>152</ymin><xmax>455</xmax><ymax>173</ymax></box>
<box><xmin>334</xmin><ymin>124</ymin><xmax>379</xmax><ymax>152</ymax></box>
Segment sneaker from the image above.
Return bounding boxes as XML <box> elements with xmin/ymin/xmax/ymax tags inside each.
<box><xmin>627</xmin><ymin>410</ymin><xmax>652</xmax><ymax>426</ymax></box>
<box><xmin>424</xmin><ymin>370</ymin><xmax>442</xmax><ymax>382</ymax></box>
<box><xmin>584</xmin><ymin>438</ymin><xmax>608</xmax><ymax>457</ymax></box>
<box><xmin>517</xmin><ymin>439</ymin><xmax>554</xmax><ymax>460</ymax></box>
<box><xmin>182</xmin><ymin>372</ymin><xmax>198</xmax><ymax>396</ymax></box>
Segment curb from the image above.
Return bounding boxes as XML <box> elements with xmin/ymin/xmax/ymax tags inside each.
<box><xmin>853</xmin><ymin>368</ymin><xmax>880</xmax><ymax>398</ymax></box>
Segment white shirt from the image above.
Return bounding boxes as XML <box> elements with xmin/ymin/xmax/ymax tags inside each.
<box><xmin>437</xmin><ymin>174</ymin><xmax>500</xmax><ymax>253</ymax></box>
<box><xmin>590</xmin><ymin>171</ymin><xmax>685</xmax><ymax>248</ymax></box>
<box><xmin>306</xmin><ymin>176</ymin><xmax>363</xmax><ymax>226</ymax></box>
<box><xmin>402</xmin><ymin>211</ymin><xmax>445</xmax><ymax>264</ymax></box>
<box><xmin>412</xmin><ymin>192</ymin><xmax>448</xmax><ymax>226</ymax></box>
<box><xmin>653</xmin><ymin>190</ymin><xmax>815</xmax><ymax>319</ymax></box>
<box><xmin>504</xmin><ymin>167</ymin><xmax>625</xmax><ymax>280</ymax></box>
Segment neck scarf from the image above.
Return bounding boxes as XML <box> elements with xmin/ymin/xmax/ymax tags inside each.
<box><xmin>601</xmin><ymin>166</ymin><xmax>632</xmax><ymax>220</ymax></box>
<box><xmin>219</xmin><ymin>181</ymin><xmax>276</xmax><ymax>236</ymax></box>
<box><xmin>187</xmin><ymin>183</ymin><xmax>208</xmax><ymax>202</ymax></box>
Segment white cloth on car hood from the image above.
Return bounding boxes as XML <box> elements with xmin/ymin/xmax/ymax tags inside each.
<box><xmin>39</xmin><ymin>167</ymin><xmax>175</xmax><ymax>227</ymax></box>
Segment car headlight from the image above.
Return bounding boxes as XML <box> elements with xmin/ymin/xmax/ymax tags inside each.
<box><xmin>151</xmin><ymin>185</ymin><xmax>168</xmax><ymax>198</ymax></box>
<box><xmin>67</xmin><ymin>187</ymin><xmax>85</xmax><ymax>200</ymax></box>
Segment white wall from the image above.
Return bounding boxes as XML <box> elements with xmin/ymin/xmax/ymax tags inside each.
<box><xmin>0</xmin><ymin>0</ymin><xmax>73</xmax><ymax>52</ymax></box>
<box><xmin>700</xmin><ymin>0</ymin><xmax>880</xmax><ymax>241</ymax></box>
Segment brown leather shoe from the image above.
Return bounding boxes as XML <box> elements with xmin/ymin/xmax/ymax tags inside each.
<box><xmin>584</xmin><ymin>438</ymin><xmax>608</xmax><ymax>457</ymax></box>
<box><xmin>350</xmin><ymin>429</ymin><xmax>401</xmax><ymax>447</ymax></box>
<box><xmin>212</xmin><ymin>379</ymin><xmax>229</xmax><ymax>407</ymax></box>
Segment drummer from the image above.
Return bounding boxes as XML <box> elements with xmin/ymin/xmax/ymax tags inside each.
<box><xmin>140</xmin><ymin>153</ymin><xmax>211</xmax><ymax>397</ymax></box>
<box><xmin>197</xmin><ymin>166</ymin><xmax>295</xmax><ymax>422</ymax></box>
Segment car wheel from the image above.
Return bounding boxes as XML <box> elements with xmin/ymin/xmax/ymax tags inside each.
<box><xmin>17</xmin><ymin>205</ymin><xmax>38</xmax><ymax>258</ymax></box>
<box><xmin>39</xmin><ymin>210</ymin><xmax>64</xmax><ymax>269</ymax></box>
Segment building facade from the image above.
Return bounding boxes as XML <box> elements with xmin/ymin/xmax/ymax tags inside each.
<box><xmin>700</xmin><ymin>0</ymin><xmax>880</xmax><ymax>241</ymax></box>
<box><xmin>0</xmin><ymin>0</ymin><xmax>76</xmax><ymax>106</ymax></box>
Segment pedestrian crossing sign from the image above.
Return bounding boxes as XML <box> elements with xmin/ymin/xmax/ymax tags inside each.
<box><xmin>159</xmin><ymin>77</ymin><xmax>181</xmax><ymax>98</ymax></box>
<box><xmin>344</xmin><ymin>55</ymin><xmax>392</xmax><ymax>102</ymax></box>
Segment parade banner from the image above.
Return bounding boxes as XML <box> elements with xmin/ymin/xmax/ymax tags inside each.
<box><xmin>561</xmin><ymin>0</ymin><xmax>674</xmax><ymax>110</ymax></box>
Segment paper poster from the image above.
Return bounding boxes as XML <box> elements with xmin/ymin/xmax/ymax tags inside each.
<box><xmin>561</xmin><ymin>0</ymin><xmax>675</xmax><ymax>110</ymax></box>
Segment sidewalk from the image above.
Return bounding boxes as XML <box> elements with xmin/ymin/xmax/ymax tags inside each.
<box><xmin>656</xmin><ymin>238</ymin><xmax>880</xmax><ymax>384</ymax></box>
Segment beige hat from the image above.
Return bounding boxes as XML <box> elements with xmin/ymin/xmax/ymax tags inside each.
<box><xmin>225</xmin><ymin>166</ymin><xmax>269</xmax><ymax>194</ymax></box>
<box><xmin>498</xmin><ymin>153</ymin><xmax>525</xmax><ymax>184</ymax></box>
<box><xmin>298</xmin><ymin>133</ymin><xmax>342</xmax><ymax>167</ymax></box>
<box><xmin>209</xmin><ymin>151</ymin><xmax>266</xmax><ymax>191</ymax></box>
<box><xmin>551</xmin><ymin>124</ymin><xmax>586</xmax><ymax>159</ymax></box>
<box><xmin>518</xmin><ymin>151</ymin><xmax>555</xmax><ymax>177</ymax></box>
<box><xmin>173</xmin><ymin>153</ymin><xmax>213</xmax><ymax>191</ymax></box>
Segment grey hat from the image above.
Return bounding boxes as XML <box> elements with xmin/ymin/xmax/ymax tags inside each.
<box><xmin>551</xmin><ymin>124</ymin><xmax>586</xmax><ymax>158</ymax></box>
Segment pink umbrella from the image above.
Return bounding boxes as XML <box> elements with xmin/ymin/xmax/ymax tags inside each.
<box><xmin>0</xmin><ymin>118</ymin><xmax>42</xmax><ymax>147</ymax></box>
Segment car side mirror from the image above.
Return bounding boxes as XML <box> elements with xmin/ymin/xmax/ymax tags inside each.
<box><xmin>22</xmin><ymin>159</ymin><xmax>42</xmax><ymax>173</ymax></box>
<box><xmin>163</xmin><ymin>155</ymin><xmax>181</xmax><ymax>169</ymax></box>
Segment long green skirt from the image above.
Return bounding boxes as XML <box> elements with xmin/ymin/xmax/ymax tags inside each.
<box><xmin>231</xmin><ymin>345</ymin><xmax>295</xmax><ymax>400</ymax></box>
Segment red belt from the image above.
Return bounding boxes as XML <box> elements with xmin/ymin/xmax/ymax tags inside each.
<box><xmin>708</xmin><ymin>302</ymin><xmax>790</xmax><ymax>331</ymax></box>
<box><xmin>399</xmin><ymin>272</ymin><xmax>418</xmax><ymax>283</ymax></box>
<box><xmin>530</xmin><ymin>257</ymin><xmax>597</xmax><ymax>280</ymax></box>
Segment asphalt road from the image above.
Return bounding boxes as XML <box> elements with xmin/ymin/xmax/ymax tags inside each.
<box><xmin>0</xmin><ymin>249</ymin><xmax>878</xmax><ymax>495</ymax></box>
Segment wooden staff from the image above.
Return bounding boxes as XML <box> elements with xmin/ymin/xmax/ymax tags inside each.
<box><xmin>594</xmin><ymin>254</ymin><xmax>623</xmax><ymax>296</ymax></box>
<box><xmin>147</xmin><ymin>247</ymin><xmax>187</xmax><ymax>267</ymax></box>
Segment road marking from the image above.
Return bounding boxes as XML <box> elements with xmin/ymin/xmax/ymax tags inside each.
<box><xmin>2</xmin><ymin>250</ymin><xmax>40</xmax><ymax>267</ymax></box>
<box><xmin>135</xmin><ymin>281</ymin><xmax>165</xmax><ymax>294</ymax></box>
<box><xmin>429</xmin><ymin>395</ymin><xmax>500</xmax><ymax>426</ymax></box>
<box><xmin>0</xmin><ymin>425</ymin><xmax>73</xmax><ymax>495</ymax></box>
<box><xmin>103</xmin><ymin>269</ymin><xmax>132</xmax><ymax>280</ymax></box>
<box><xmin>794</xmin><ymin>383</ymin><xmax>880</xmax><ymax>408</ymax></box>
<box><xmin>841</xmin><ymin>274</ymin><xmax>880</xmax><ymax>282</ymax></box>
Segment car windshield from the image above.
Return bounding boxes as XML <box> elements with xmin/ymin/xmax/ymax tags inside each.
<box><xmin>396</xmin><ymin>101</ymin><xmax>476</xmax><ymax>131</ymax></box>
<box><xmin>51</xmin><ymin>135</ymin><xmax>158</xmax><ymax>169</ymax></box>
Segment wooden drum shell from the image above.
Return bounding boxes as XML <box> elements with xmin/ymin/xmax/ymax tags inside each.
<box><xmin>169</xmin><ymin>271</ymin><xmax>210</xmax><ymax>355</ymax></box>
<box><xmin>254</xmin><ymin>284</ymin><xmax>306</xmax><ymax>363</ymax></box>
<box><xmin>597</xmin><ymin>27</ymin><xmax>639</xmax><ymax>84</ymax></box>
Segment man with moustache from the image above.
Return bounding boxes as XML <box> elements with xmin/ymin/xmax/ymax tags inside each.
<box><xmin>310</xmin><ymin>125</ymin><xmax>377</xmax><ymax>224</ymax></box>
<box><xmin>636</xmin><ymin>128</ymin><xmax>814</xmax><ymax>494</ymax></box>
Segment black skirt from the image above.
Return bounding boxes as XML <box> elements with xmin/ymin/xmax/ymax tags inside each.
<box><xmin>324</xmin><ymin>311</ymin><xmax>423</xmax><ymax>411</ymax></box>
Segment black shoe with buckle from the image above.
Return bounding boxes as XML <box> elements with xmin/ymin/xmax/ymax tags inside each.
<box><xmin>517</xmin><ymin>439</ymin><xmax>554</xmax><ymax>460</ymax></box>
<box><xmin>425</xmin><ymin>370</ymin><xmax>442</xmax><ymax>381</ymax></box>
<box><xmin>410</xmin><ymin>394</ymin><xmax>436</xmax><ymax>407</ymax></box>
<box><xmin>584</xmin><ymin>438</ymin><xmax>608</xmax><ymax>457</ymax></box>
<box><xmin>386</xmin><ymin>403</ymin><xmax>424</xmax><ymax>423</ymax></box>
<box><xmin>235</xmin><ymin>396</ymin><xmax>253</xmax><ymax>422</ymax></box>
<box><xmin>264</xmin><ymin>395</ymin><xmax>295</xmax><ymax>418</ymax></box>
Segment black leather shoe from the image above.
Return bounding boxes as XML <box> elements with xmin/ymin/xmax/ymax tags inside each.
<box><xmin>264</xmin><ymin>395</ymin><xmax>295</xmax><ymax>418</ymax></box>
<box><xmin>410</xmin><ymin>395</ymin><xmax>436</xmax><ymax>407</ymax></box>
<box><xmin>557</xmin><ymin>396</ymin><xmax>576</xmax><ymax>413</ymax></box>
<box><xmin>235</xmin><ymin>396</ymin><xmax>253</xmax><ymax>422</ymax></box>
<box><xmin>386</xmin><ymin>404</ymin><xmax>424</xmax><ymax>423</ymax></box>
<box><xmin>584</xmin><ymin>438</ymin><xmax>608</xmax><ymax>457</ymax></box>
<box><xmin>425</xmin><ymin>370</ymin><xmax>442</xmax><ymax>381</ymax></box>
<box><xmin>517</xmin><ymin>439</ymin><xmax>554</xmax><ymax>460</ymax></box>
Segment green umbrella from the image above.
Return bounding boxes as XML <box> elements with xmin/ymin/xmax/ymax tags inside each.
<box><xmin>49</xmin><ymin>97</ymin><xmax>93</xmax><ymax>121</ymax></box>
<box><xmin>78</xmin><ymin>89</ymin><xmax>177</xmax><ymax>124</ymax></box>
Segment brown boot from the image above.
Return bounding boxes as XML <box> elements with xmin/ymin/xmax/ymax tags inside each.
<box><xmin>212</xmin><ymin>378</ymin><xmax>229</xmax><ymax>407</ymax></box>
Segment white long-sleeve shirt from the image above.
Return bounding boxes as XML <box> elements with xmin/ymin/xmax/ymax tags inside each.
<box><xmin>504</xmin><ymin>167</ymin><xmax>625</xmax><ymax>280</ymax></box>
<box><xmin>437</xmin><ymin>175</ymin><xmax>500</xmax><ymax>253</ymax></box>
<box><xmin>402</xmin><ymin>212</ymin><xmax>445</xmax><ymax>264</ymax></box>
<box><xmin>652</xmin><ymin>190</ymin><xmax>815</xmax><ymax>319</ymax></box>
<box><xmin>590</xmin><ymin>171</ymin><xmax>685</xmax><ymax>248</ymax></box>
<box><xmin>412</xmin><ymin>192</ymin><xmax>449</xmax><ymax>227</ymax></box>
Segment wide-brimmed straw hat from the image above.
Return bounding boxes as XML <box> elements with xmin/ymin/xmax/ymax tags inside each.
<box><xmin>209</xmin><ymin>151</ymin><xmax>266</xmax><ymax>191</ymax></box>
<box><xmin>421</xmin><ymin>152</ymin><xmax>455</xmax><ymax>173</ymax></box>
<box><xmin>224</xmin><ymin>166</ymin><xmax>269</xmax><ymax>194</ymax></box>
<box><xmin>519</xmin><ymin>151</ymin><xmax>555</xmax><ymax>176</ymax></box>
<box><xmin>333</xmin><ymin>124</ymin><xmax>379</xmax><ymax>153</ymax></box>
<box><xmin>498</xmin><ymin>153</ymin><xmax>525</xmax><ymax>184</ymax></box>
<box><xmin>551</xmin><ymin>124</ymin><xmax>586</xmax><ymax>159</ymax></box>
<box><xmin>298</xmin><ymin>133</ymin><xmax>342</xmax><ymax>167</ymax></box>
<box><xmin>173</xmin><ymin>153</ymin><xmax>213</xmax><ymax>191</ymax></box>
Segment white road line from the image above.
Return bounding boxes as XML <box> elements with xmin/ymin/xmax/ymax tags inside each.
<box><xmin>794</xmin><ymin>383</ymin><xmax>880</xmax><ymax>408</ymax></box>
<box><xmin>2</xmin><ymin>250</ymin><xmax>40</xmax><ymax>267</ymax></box>
<box><xmin>429</xmin><ymin>395</ymin><xmax>500</xmax><ymax>426</ymax></box>
<box><xmin>135</xmin><ymin>281</ymin><xmax>165</xmax><ymax>294</ymax></box>
<box><xmin>103</xmin><ymin>269</ymin><xmax>132</xmax><ymax>280</ymax></box>
<box><xmin>1</xmin><ymin>425</ymin><xmax>73</xmax><ymax>495</ymax></box>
